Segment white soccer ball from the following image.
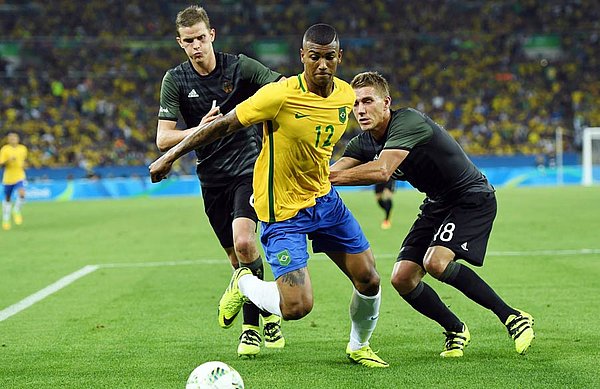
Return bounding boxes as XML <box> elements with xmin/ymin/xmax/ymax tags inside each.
<box><xmin>186</xmin><ymin>361</ymin><xmax>245</xmax><ymax>389</ymax></box>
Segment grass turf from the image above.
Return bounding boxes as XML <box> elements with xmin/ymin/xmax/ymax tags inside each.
<box><xmin>1</xmin><ymin>186</ymin><xmax>599</xmax><ymax>388</ymax></box>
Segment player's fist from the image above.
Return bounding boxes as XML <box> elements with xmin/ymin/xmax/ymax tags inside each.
<box><xmin>149</xmin><ymin>156</ymin><xmax>173</xmax><ymax>183</ymax></box>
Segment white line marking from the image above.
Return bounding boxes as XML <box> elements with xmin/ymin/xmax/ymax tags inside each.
<box><xmin>2</xmin><ymin>248</ymin><xmax>599</xmax><ymax>322</ymax></box>
<box><xmin>0</xmin><ymin>265</ymin><xmax>99</xmax><ymax>322</ymax></box>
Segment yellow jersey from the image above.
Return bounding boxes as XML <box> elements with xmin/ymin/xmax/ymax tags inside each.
<box><xmin>236</xmin><ymin>73</ymin><xmax>354</xmax><ymax>222</ymax></box>
<box><xmin>0</xmin><ymin>144</ymin><xmax>27</xmax><ymax>185</ymax></box>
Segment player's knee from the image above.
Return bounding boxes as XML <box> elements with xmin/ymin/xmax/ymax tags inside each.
<box><xmin>390</xmin><ymin>271</ymin><xmax>420</xmax><ymax>295</ymax></box>
<box><xmin>281</xmin><ymin>300</ymin><xmax>313</xmax><ymax>320</ymax></box>
<box><xmin>233</xmin><ymin>235</ymin><xmax>256</xmax><ymax>260</ymax></box>
<box><xmin>423</xmin><ymin>256</ymin><xmax>450</xmax><ymax>279</ymax></box>
<box><xmin>354</xmin><ymin>270</ymin><xmax>381</xmax><ymax>296</ymax></box>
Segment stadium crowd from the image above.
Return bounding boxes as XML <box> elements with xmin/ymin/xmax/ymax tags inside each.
<box><xmin>0</xmin><ymin>0</ymin><xmax>598</xmax><ymax>174</ymax></box>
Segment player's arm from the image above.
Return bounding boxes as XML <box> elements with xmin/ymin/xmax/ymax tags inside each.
<box><xmin>156</xmin><ymin>105</ymin><xmax>222</xmax><ymax>152</ymax></box>
<box><xmin>150</xmin><ymin>110</ymin><xmax>243</xmax><ymax>182</ymax></box>
<box><xmin>329</xmin><ymin>149</ymin><xmax>408</xmax><ymax>185</ymax></box>
<box><xmin>330</xmin><ymin>156</ymin><xmax>362</xmax><ymax>172</ymax></box>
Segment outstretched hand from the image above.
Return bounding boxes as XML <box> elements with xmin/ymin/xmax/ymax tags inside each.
<box><xmin>149</xmin><ymin>155</ymin><xmax>173</xmax><ymax>183</ymax></box>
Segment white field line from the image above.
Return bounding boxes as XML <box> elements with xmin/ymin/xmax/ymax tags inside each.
<box><xmin>1</xmin><ymin>248</ymin><xmax>599</xmax><ymax>323</ymax></box>
<box><xmin>0</xmin><ymin>265</ymin><xmax>99</xmax><ymax>322</ymax></box>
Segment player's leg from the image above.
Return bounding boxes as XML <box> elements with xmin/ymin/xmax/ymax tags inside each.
<box><xmin>391</xmin><ymin>259</ymin><xmax>469</xmax><ymax>357</ymax></box>
<box><xmin>231</xmin><ymin>177</ymin><xmax>284</xmax><ymax>349</ymax></box>
<box><xmin>12</xmin><ymin>182</ymin><xmax>24</xmax><ymax>225</ymax></box>
<box><xmin>312</xmin><ymin>188</ymin><xmax>387</xmax><ymax>367</ymax></box>
<box><xmin>396</xmin><ymin>199</ymin><xmax>469</xmax><ymax>356</ymax></box>
<box><xmin>326</xmin><ymin>249</ymin><xmax>388</xmax><ymax>368</ymax></box>
<box><xmin>2</xmin><ymin>185</ymin><xmax>13</xmax><ymax>230</ymax></box>
<box><xmin>375</xmin><ymin>182</ymin><xmax>393</xmax><ymax>229</ymax></box>
<box><xmin>202</xmin><ymin>183</ymin><xmax>262</xmax><ymax>356</ymax></box>
<box><xmin>424</xmin><ymin>192</ymin><xmax>534</xmax><ymax>354</ymax></box>
<box><xmin>219</xmin><ymin>219</ymin><xmax>314</xmax><ymax>326</ymax></box>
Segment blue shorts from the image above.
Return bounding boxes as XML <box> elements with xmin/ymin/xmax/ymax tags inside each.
<box><xmin>3</xmin><ymin>181</ymin><xmax>24</xmax><ymax>199</ymax></box>
<box><xmin>260</xmin><ymin>187</ymin><xmax>370</xmax><ymax>279</ymax></box>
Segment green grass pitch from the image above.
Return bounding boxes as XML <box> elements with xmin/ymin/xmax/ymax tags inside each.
<box><xmin>1</xmin><ymin>186</ymin><xmax>599</xmax><ymax>388</ymax></box>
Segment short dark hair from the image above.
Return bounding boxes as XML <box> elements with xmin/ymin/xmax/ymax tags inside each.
<box><xmin>176</xmin><ymin>5</ymin><xmax>211</xmax><ymax>36</ymax></box>
<box><xmin>351</xmin><ymin>71</ymin><xmax>390</xmax><ymax>98</ymax></box>
<box><xmin>303</xmin><ymin>23</ymin><xmax>339</xmax><ymax>46</ymax></box>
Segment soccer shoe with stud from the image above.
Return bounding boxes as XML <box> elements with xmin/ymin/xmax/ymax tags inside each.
<box><xmin>218</xmin><ymin>267</ymin><xmax>251</xmax><ymax>329</ymax></box>
<box><xmin>262</xmin><ymin>314</ymin><xmax>285</xmax><ymax>349</ymax></box>
<box><xmin>2</xmin><ymin>221</ymin><xmax>10</xmax><ymax>231</ymax></box>
<box><xmin>505</xmin><ymin>310</ymin><xmax>535</xmax><ymax>354</ymax></box>
<box><xmin>380</xmin><ymin>220</ymin><xmax>392</xmax><ymax>230</ymax></box>
<box><xmin>13</xmin><ymin>212</ymin><xmax>22</xmax><ymax>225</ymax></box>
<box><xmin>237</xmin><ymin>325</ymin><xmax>261</xmax><ymax>358</ymax></box>
<box><xmin>346</xmin><ymin>345</ymin><xmax>389</xmax><ymax>368</ymax></box>
<box><xmin>440</xmin><ymin>323</ymin><xmax>471</xmax><ymax>357</ymax></box>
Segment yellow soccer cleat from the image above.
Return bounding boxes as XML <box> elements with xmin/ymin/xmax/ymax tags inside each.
<box><xmin>263</xmin><ymin>314</ymin><xmax>285</xmax><ymax>349</ymax></box>
<box><xmin>380</xmin><ymin>220</ymin><xmax>392</xmax><ymax>230</ymax></box>
<box><xmin>505</xmin><ymin>310</ymin><xmax>535</xmax><ymax>355</ymax></box>
<box><xmin>440</xmin><ymin>323</ymin><xmax>470</xmax><ymax>357</ymax></box>
<box><xmin>237</xmin><ymin>325</ymin><xmax>261</xmax><ymax>358</ymax></box>
<box><xmin>218</xmin><ymin>267</ymin><xmax>251</xmax><ymax>329</ymax></box>
<box><xmin>346</xmin><ymin>345</ymin><xmax>389</xmax><ymax>368</ymax></box>
<box><xmin>2</xmin><ymin>221</ymin><xmax>10</xmax><ymax>231</ymax></box>
<box><xmin>13</xmin><ymin>212</ymin><xmax>23</xmax><ymax>225</ymax></box>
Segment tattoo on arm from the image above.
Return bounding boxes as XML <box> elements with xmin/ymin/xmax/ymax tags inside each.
<box><xmin>280</xmin><ymin>269</ymin><xmax>306</xmax><ymax>287</ymax></box>
<box><xmin>167</xmin><ymin>110</ymin><xmax>243</xmax><ymax>160</ymax></box>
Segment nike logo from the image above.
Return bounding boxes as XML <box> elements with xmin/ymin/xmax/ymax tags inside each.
<box><xmin>294</xmin><ymin>112</ymin><xmax>310</xmax><ymax>119</ymax></box>
<box><xmin>222</xmin><ymin>311</ymin><xmax>240</xmax><ymax>327</ymax></box>
<box><xmin>369</xmin><ymin>315</ymin><xmax>379</xmax><ymax>321</ymax></box>
<box><xmin>461</xmin><ymin>242</ymin><xmax>469</xmax><ymax>251</ymax></box>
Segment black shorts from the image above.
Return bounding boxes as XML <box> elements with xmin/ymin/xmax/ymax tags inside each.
<box><xmin>374</xmin><ymin>179</ymin><xmax>395</xmax><ymax>194</ymax></box>
<box><xmin>201</xmin><ymin>175</ymin><xmax>258</xmax><ymax>249</ymax></box>
<box><xmin>398</xmin><ymin>191</ymin><xmax>497</xmax><ymax>267</ymax></box>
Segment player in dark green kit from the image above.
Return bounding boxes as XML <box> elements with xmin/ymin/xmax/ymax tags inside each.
<box><xmin>330</xmin><ymin>72</ymin><xmax>535</xmax><ymax>357</ymax></box>
<box><xmin>156</xmin><ymin>5</ymin><xmax>284</xmax><ymax>357</ymax></box>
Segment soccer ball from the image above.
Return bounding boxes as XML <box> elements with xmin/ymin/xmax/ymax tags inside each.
<box><xmin>186</xmin><ymin>361</ymin><xmax>244</xmax><ymax>389</ymax></box>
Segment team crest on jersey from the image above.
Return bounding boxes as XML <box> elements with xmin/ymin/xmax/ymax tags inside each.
<box><xmin>338</xmin><ymin>107</ymin><xmax>347</xmax><ymax>123</ymax></box>
<box><xmin>276</xmin><ymin>250</ymin><xmax>291</xmax><ymax>266</ymax></box>
<box><xmin>222</xmin><ymin>80</ymin><xmax>233</xmax><ymax>94</ymax></box>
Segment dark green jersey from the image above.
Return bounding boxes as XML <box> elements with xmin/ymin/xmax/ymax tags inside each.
<box><xmin>343</xmin><ymin>108</ymin><xmax>493</xmax><ymax>201</ymax></box>
<box><xmin>158</xmin><ymin>52</ymin><xmax>281</xmax><ymax>187</ymax></box>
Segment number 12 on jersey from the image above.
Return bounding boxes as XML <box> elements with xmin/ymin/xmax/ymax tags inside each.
<box><xmin>315</xmin><ymin>125</ymin><xmax>334</xmax><ymax>148</ymax></box>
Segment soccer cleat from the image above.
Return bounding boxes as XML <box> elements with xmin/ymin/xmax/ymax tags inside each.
<box><xmin>346</xmin><ymin>345</ymin><xmax>389</xmax><ymax>368</ymax></box>
<box><xmin>440</xmin><ymin>323</ymin><xmax>470</xmax><ymax>357</ymax></box>
<box><xmin>237</xmin><ymin>325</ymin><xmax>261</xmax><ymax>358</ymax></box>
<box><xmin>263</xmin><ymin>314</ymin><xmax>285</xmax><ymax>349</ymax></box>
<box><xmin>13</xmin><ymin>212</ymin><xmax>22</xmax><ymax>225</ymax></box>
<box><xmin>505</xmin><ymin>310</ymin><xmax>535</xmax><ymax>354</ymax></box>
<box><xmin>218</xmin><ymin>267</ymin><xmax>251</xmax><ymax>329</ymax></box>
<box><xmin>381</xmin><ymin>220</ymin><xmax>392</xmax><ymax>230</ymax></box>
<box><xmin>2</xmin><ymin>221</ymin><xmax>10</xmax><ymax>231</ymax></box>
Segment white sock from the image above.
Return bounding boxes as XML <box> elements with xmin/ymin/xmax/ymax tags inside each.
<box><xmin>2</xmin><ymin>201</ymin><xmax>11</xmax><ymax>222</ymax></box>
<box><xmin>238</xmin><ymin>274</ymin><xmax>282</xmax><ymax>317</ymax></box>
<box><xmin>348</xmin><ymin>287</ymin><xmax>381</xmax><ymax>351</ymax></box>
<box><xmin>13</xmin><ymin>196</ymin><xmax>23</xmax><ymax>213</ymax></box>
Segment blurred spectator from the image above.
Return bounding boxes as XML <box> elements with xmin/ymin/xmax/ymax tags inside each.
<box><xmin>0</xmin><ymin>0</ymin><xmax>598</xmax><ymax>174</ymax></box>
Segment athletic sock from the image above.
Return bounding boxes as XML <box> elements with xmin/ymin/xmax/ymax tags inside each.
<box><xmin>439</xmin><ymin>261</ymin><xmax>518</xmax><ymax>323</ymax></box>
<box><xmin>13</xmin><ymin>196</ymin><xmax>23</xmax><ymax>214</ymax></box>
<box><xmin>238</xmin><ymin>274</ymin><xmax>282</xmax><ymax>317</ymax></box>
<box><xmin>377</xmin><ymin>199</ymin><xmax>393</xmax><ymax>220</ymax></box>
<box><xmin>348</xmin><ymin>287</ymin><xmax>381</xmax><ymax>351</ymax></box>
<box><xmin>402</xmin><ymin>281</ymin><xmax>463</xmax><ymax>332</ymax></box>
<box><xmin>241</xmin><ymin>257</ymin><xmax>264</xmax><ymax>326</ymax></box>
<box><xmin>2</xmin><ymin>201</ymin><xmax>11</xmax><ymax>222</ymax></box>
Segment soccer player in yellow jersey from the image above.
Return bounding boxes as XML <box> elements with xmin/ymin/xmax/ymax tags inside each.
<box><xmin>0</xmin><ymin>132</ymin><xmax>27</xmax><ymax>230</ymax></box>
<box><xmin>150</xmin><ymin>24</ymin><xmax>388</xmax><ymax>368</ymax></box>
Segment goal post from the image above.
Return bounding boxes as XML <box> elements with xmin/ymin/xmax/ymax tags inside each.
<box><xmin>582</xmin><ymin>127</ymin><xmax>600</xmax><ymax>186</ymax></box>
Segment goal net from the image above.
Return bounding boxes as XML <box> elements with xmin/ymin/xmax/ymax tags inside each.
<box><xmin>582</xmin><ymin>127</ymin><xmax>600</xmax><ymax>186</ymax></box>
